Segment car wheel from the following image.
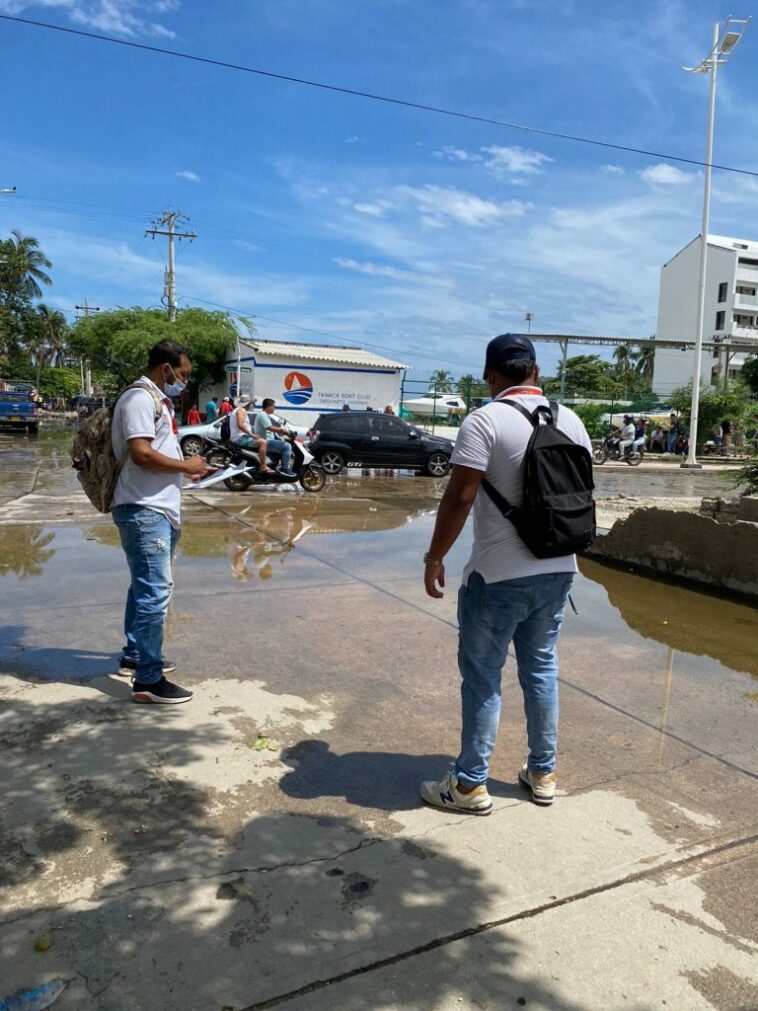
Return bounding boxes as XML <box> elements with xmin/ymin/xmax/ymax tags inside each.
<box><xmin>299</xmin><ymin>466</ymin><xmax>326</xmax><ymax>492</ymax></box>
<box><xmin>320</xmin><ymin>451</ymin><xmax>345</xmax><ymax>475</ymax></box>
<box><xmin>181</xmin><ymin>435</ymin><xmax>205</xmax><ymax>457</ymax></box>
<box><xmin>27</xmin><ymin>423</ymin><xmax>39</xmax><ymax>435</ymax></box>
<box><xmin>224</xmin><ymin>473</ymin><xmax>253</xmax><ymax>491</ymax></box>
<box><xmin>424</xmin><ymin>452</ymin><xmax>450</xmax><ymax>477</ymax></box>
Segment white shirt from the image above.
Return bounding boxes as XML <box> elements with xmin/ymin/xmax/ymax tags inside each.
<box><xmin>451</xmin><ymin>388</ymin><xmax>592</xmax><ymax>585</ymax></box>
<box><xmin>230</xmin><ymin>407</ymin><xmax>253</xmax><ymax>442</ymax></box>
<box><xmin>111</xmin><ymin>376</ymin><xmax>183</xmax><ymax>529</ymax></box>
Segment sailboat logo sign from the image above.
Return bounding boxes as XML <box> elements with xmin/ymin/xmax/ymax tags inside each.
<box><xmin>282</xmin><ymin>371</ymin><xmax>313</xmax><ymax>405</ymax></box>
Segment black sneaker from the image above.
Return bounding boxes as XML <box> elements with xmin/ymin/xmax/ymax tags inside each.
<box><xmin>118</xmin><ymin>657</ymin><xmax>177</xmax><ymax>677</ymax></box>
<box><xmin>131</xmin><ymin>677</ymin><xmax>193</xmax><ymax>705</ymax></box>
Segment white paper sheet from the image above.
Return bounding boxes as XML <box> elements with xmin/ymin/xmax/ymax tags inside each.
<box><xmin>183</xmin><ymin>463</ymin><xmax>252</xmax><ymax>491</ymax></box>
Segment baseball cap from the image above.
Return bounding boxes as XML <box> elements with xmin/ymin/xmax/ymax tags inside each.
<box><xmin>483</xmin><ymin>333</ymin><xmax>537</xmax><ymax>380</ymax></box>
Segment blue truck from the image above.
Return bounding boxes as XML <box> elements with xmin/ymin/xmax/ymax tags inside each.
<box><xmin>0</xmin><ymin>381</ymin><xmax>40</xmax><ymax>433</ymax></box>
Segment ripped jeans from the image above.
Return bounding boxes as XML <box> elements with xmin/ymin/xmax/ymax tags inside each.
<box><xmin>112</xmin><ymin>505</ymin><xmax>180</xmax><ymax>684</ymax></box>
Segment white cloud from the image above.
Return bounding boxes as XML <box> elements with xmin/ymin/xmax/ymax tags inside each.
<box><xmin>601</xmin><ymin>164</ymin><xmax>626</xmax><ymax>175</ymax></box>
<box><xmin>334</xmin><ymin>257</ymin><xmax>447</xmax><ymax>285</ymax></box>
<box><xmin>343</xmin><ymin>136</ymin><xmax>360</xmax><ymax>145</ymax></box>
<box><xmin>481</xmin><ymin>145</ymin><xmax>552</xmax><ymax>176</ymax></box>
<box><xmin>0</xmin><ymin>0</ymin><xmax>179</xmax><ymax>38</ymax></box>
<box><xmin>434</xmin><ymin>145</ymin><xmax>481</xmax><ymax>163</ymax></box>
<box><xmin>176</xmin><ymin>170</ymin><xmax>200</xmax><ymax>183</ymax></box>
<box><xmin>639</xmin><ymin>163</ymin><xmax>697</xmax><ymax>186</ymax></box>
<box><xmin>398</xmin><ymin>184</ymin><xmax>532</xmax><ymax>227</ymax></box>
<box><xmin>353</xmin><ymin>200</ymin><xmax>394</xmax><ymax>218</ymax></box>
<box><xmin>434</xmin><ymin>144</ymin><xmax>552</xmax><ymax>178</ymax></box>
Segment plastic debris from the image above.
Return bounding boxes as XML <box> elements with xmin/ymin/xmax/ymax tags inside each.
<box><xmin>250</xmin><ymin>734</ymin><xmax>279</xmax><ymax>752</ymax></box>
<box><xmin>0</xmin><ymin>980</ymin><xmax>66</xmax><ymax>1010</ymax></box>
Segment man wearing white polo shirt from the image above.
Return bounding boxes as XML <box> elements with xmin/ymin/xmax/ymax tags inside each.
<box><xmin>420</xmin><ymin>334</ymin><xmax>592</xmax><ymax>815</ymax></box>
<box><xmin>112</xmin><ymin>340</ymin><xmax>211</xmax><ymax>704</ymax></box>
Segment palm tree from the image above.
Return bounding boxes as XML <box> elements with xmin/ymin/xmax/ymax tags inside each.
<box><xmin>613</xmin><ymin>345</ymin><xmax>631</xmax><ymax>388</ymax></box>
<box><xmin>36</xmin><ymin>304</ymin><xmax>69</xmax><ymax>366</ymax></box>
<box><xmin>634</xmin><ymin>346</ymin><xmax>655</xmax><ymax>381</ymax></box>
<box><xmin>2</xmin><ymin>230</ymin><xmax>52</xmax><ymax>301</ymax></box>
<box><xmin>429</xmin><ymin>369</ymin><xmax>454</xmax><ymax>394</ymax></box>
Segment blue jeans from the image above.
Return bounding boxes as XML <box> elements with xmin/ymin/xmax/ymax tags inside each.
<box><xmin>455</xmin><ymin>570</ymin><xmax>574</xmax><ymax>786</ymax></box>
<box><xmin>265</xmin><ymin>438</ymin><xmax>293</xmax><ymax>471</ymax></box>
<box><xmin>112</xmin><ymin>505</ymin><xmax>180</xmax><ymax>684</ymax></box>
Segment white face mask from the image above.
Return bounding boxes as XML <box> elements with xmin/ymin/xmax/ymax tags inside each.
<box><xmin>163</xmin><ymin>367</ymin><xmax>186</xmax><ymax>398</ymax></box>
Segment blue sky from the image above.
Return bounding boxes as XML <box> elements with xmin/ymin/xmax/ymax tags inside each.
<box><xmin>1</xmin><ymin>0</ymin><xmax>757</xmax><ymax>379</ymax></box>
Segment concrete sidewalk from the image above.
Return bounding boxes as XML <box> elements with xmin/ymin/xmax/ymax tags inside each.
<box><xmin>0</xmin><ymin>466</ymin><xmax>756</xmax><ymax>1009</ymax></box>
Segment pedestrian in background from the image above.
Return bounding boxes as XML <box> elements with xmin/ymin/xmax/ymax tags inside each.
<box><xmin>186</xmin><ymin>404</ymin><xmax>201</xmax><ymax>426</ymax></box>
<box><xmin>419</xmin><ymin>333</ymin><xmax>592</xmax><ymax>816</ymax></box>
<box><xmin>219</xmin><ymin>397</ymin><xmax>233</xmax><ymax>416</ymax></box>
<box><xmin>205</xmin><ymin>396</ymin><xmax>219</xmax><ymax>421</ymax></box>
<box><xmin>112</xmin><ymin>340</ymin><xmax>212</xmax><ymax>703</ymax></box>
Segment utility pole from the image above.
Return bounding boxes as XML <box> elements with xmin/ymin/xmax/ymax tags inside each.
<box><xmin>145</xmin><ymin>209</ymin><xmax>196</xmax><ymax>322</ymax></box>
<box><xmin>74</xmin><ymin>299</ymin><xmax>100</xmax><ymax>396</ymax></box>
<box><xmin>524</xmin><ymin>312</ymin><xmax>534</xmax><ymax>333</ymax></box>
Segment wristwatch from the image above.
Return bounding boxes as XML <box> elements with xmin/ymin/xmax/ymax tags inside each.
<box><xmin>423</xmin><ymin>552</ymin><xmax>443</xmax><ymax>565</ymax></box>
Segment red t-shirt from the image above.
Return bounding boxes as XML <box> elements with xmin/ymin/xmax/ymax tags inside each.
<box><xmin>187</xmin><ymin>408</ymin><xmax>201</xmax><ymax>425</ymax></box>
<box><xmin>219</xmin><ymin>401</ymin><xmax>233</xmax><ymax>416</ymax></box>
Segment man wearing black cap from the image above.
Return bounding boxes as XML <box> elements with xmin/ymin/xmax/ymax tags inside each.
<box><xmin>419</xmin><ymin>333</ymin><xmax>592</xmax><ymax>816</ymax></box>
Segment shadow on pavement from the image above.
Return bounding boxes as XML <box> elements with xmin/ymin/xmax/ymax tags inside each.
<box><xmin>279</xmin><ymin>739</ymin><xmax>524</xmax><ymax>811</ymax></box>
<box><xmin>0</xmin><ymin>693</ymin><xmax>619</xmax><ymax>1010</ymax></box>
<box><xmin>0</xmin><ymin>625</ymin><xmax>119</xmax><ymax>682</ymax></box>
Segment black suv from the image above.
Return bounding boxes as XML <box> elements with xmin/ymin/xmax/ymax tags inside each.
<box><xmin>309</xmin><ymin>413</ymin><xmax>454</xmax><ymax>476</ymax></box>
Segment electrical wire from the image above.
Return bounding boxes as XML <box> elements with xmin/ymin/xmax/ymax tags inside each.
<box><xmin>2</xmin><ymin>13</ymin><xmax>758</xmax><ymax>179</ymax></box>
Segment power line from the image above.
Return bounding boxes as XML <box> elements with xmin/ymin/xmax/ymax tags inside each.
<box><xmin>3</xmin><ymin>13</ymin><xmax>758</xmax><ymax>180</ymax></box>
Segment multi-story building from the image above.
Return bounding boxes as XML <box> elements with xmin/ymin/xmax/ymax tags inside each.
<box><xmin>652</xmin><ymin>233</ymin><xmax>758</xmax><ymax>397</ymax></box>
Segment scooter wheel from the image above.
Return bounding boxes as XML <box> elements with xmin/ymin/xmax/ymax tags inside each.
<box><xmin>299</xmin><ymin>466</ymin><xmax>326</xmax><ymax>492</ymax></box>
<box><xmin>224</xmin><ymin>474</ymin><xmax>254</xmax><ymax>491</ymax></box>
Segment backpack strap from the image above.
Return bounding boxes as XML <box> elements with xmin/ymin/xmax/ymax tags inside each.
<box><xmin>125</xmin><ymin>381</ymin><xmax>164</xmax><ymax>423</ymax></box>
<box><xmin>479</xmin><ymin>397</ymin><xmax>557</xmax><ymax>520</ymax></box>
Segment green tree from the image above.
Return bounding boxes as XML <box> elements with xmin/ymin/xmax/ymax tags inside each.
<box><xmin>612</xmin><ymin>345</ymin><xmax>632</xmax><ymax>393</ymax></box>
<box><xmin>35</xmin><ymin>304</ymin><xmax>69</xmax><ymax>366</ymax></box>
<box><xmin>457</xmin><ymin>373</ymin><xmax>488</xmax><ymax>408</ymax></box>
<box><xmin>428</xmin><ymin>369</ymin><xmax>454</xmax><ymax>393</ymax></box>
<box><xmin>68</xmin><ymin>307</ymin><xmax>239</xmax><ymax>392</ymax></box>
<box><xmin>669</xmin><ymin>382</ymin><xmax>755</xmax><ymax>445</ymax></box>
<box><xmin>741</xmin><ymin>357</ymin><xmax>758</xmax><ymax>397</ymax></box>
<box><xmin>633</xmin><ymin>345</ymin><xmax>655</xmax><ymax>380</ymax></box>
<box><xmin>543</xmin><ymin>355</ymin><xmax>623</xmax><ymax>399</ymax></box>
<box><xmin>0</xmin><ymin>231</ymin><xmax>54</xmax><ymax>364</ymax></box>
<box><xmin>0</xmin><ymin>230</ymin><xmax>52</xmax><ymax>303</ymax></box>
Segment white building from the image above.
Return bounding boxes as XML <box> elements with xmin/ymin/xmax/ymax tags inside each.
<box><xmin>204</xmin><ymin>338</ymin><xmax>408</xmax><ymax>430</ymax></box>
<box><xmin>653</xmin><ymin>233</ymin><xmax>758</xmax><ymax>397</ymax></box>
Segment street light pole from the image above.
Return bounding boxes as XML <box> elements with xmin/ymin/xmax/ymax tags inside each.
<box><xmin>681</xmin><ymin>17</ymin><xmax>749</xmax><ymax>469</ymax></box>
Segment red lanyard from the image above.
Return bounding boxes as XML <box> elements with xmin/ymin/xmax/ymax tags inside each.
<box><xmin>163</xmin><ymin>398</ymin><xmax>179</xmax><ymax>435</ymax></box>
<box><xmin>499</xmin><ymin>386</ymin><xmax>543</xmax><ymax>398</ymax></box>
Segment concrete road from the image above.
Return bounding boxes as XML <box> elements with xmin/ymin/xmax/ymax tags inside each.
<box><xmin>0</xmin><ymin>431</ymin><xmax>756</xmax><ymax>1011</ymax></box>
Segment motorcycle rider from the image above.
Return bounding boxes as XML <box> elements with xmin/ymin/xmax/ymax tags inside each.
<box><xmin>619</xmin><ymin>415</ymin><xmax>636</xmax><ymax>458</ymax></box>
<box><xmin>633</xmin><ymin>417</ymin><xmax>647</xmax><ymax>456</ymax></box>
<box><xmin>229</xmin><ymin>395</ymin><xmax>274</xmax><ymax>475</ymax></box>
<box><xmin>254</xmin><ymin>398</ymin><xmax>296</xmax><ymax>478</ymax></box>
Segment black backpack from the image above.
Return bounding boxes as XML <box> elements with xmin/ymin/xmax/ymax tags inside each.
<box><xmin>219</xmin><ymin>414</ymin><xmax>231</xmax><ymax>442</ymax></box>
<box><xmin>481</xmin><ymin>400</ymin><xmax>595</xmax><ymax>559</ymax></box>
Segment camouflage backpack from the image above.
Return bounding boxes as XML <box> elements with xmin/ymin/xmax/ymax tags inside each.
<box><xmin>71</xmin><ymin>382</ymin><xmax>163</xmax><ymax>513</ymax></box>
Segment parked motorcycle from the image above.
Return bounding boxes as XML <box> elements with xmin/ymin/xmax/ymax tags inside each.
<box><xmin>203</xmin><ymin>430</ymin><xmax>326</xmax><ymax>492</ymax></box>
<box><xmin>593</xmin><ymin>433</ymin><xmax>644</xmax><ymax>466</ymax></box>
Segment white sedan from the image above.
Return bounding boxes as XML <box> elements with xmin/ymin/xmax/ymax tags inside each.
<box><xmin>177</xmin><ymin>412</ymin><xmax>308</xmax><ymax>456</ymax></box>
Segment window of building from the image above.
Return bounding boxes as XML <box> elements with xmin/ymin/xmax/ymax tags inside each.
<box><xmin>717</xmin><ymin>281</ymin><xmax>728</xmax><ymax>302</ymax></box>
<box><xmin>715</xmin><ymin>310</ymin><xmax>725</xmax><ymax>330</ymax></box>
<box><xmin>713</xmin><ymin>348</ymin><xmax>720</xmax><ymax>359</ymax></box>
<box><xmin>738</xmin><ymin>257</ymin><xmax>758</xmax><ymax>267</ymax></box>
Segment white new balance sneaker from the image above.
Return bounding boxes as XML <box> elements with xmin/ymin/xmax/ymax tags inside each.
<box><xmin>518</xmin><ymin>764</ymin><xmax>556</xmax><ymax>805</ymax></box>
<box><xmin>419</xmin><ymin>769</ymin><xmax>493</xmax><ymax>816</ymax></box>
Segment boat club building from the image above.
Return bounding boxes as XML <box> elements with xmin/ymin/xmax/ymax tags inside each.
<box><xmin>203</xmin><ymin>339</ymin><xmax>408</xmax><ymax>430</ymax></box>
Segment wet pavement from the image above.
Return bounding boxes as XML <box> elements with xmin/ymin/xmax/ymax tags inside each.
<box><xmin>1</xmin><ymin>430</ymin><xmax>756</xmax><ymax>1010</ymax></box>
